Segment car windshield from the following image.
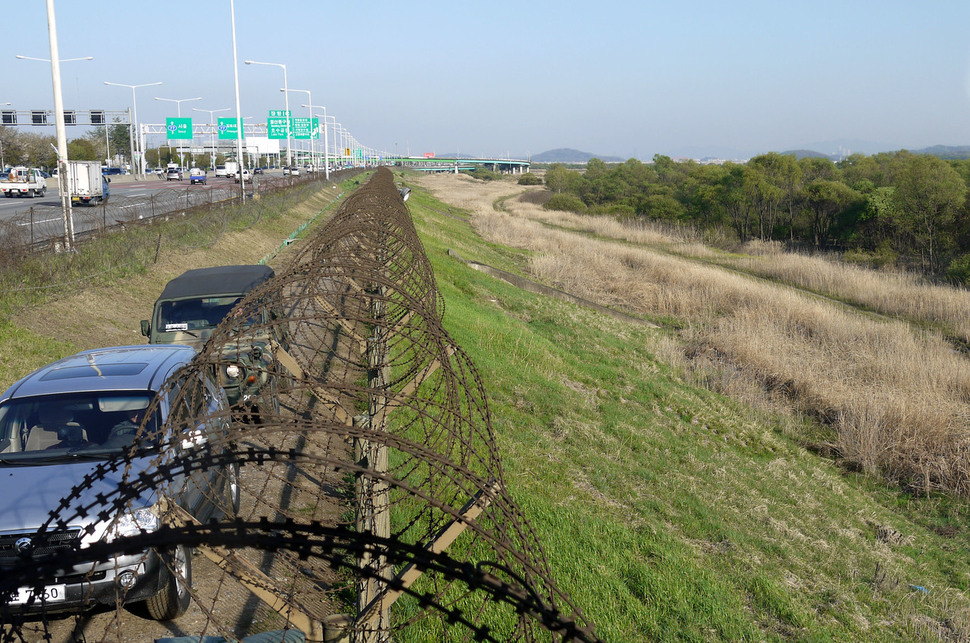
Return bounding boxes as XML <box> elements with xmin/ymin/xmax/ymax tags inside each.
<box><xmin>0</xmin><ymin>392</ymin><xmax>160</xmax><ymax>461</ymax></box>
<box><xmin>157</xmin><ymin>296</ymin><xmax>254</xmax><ymax>333</ymax></box>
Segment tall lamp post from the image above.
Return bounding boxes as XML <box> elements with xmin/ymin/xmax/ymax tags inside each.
<box><xmin>155</xmin><ymin>96</ymin><xmax>201</xmax><ymax>170</ymax></box>
<box><xmin>104</xmin><ymin>80</ymin><xmax>162</xmax><ymax>176</ymax></box>
<box><xmin>0</xmin><ymin>102</ymin><xmax>9</xmax><ymax>170</ymax></box>
<box><xmin>31</xmin><ymin>3</ymin><xmax>93</xmax><ymax>250</ymax></box>
<box><xmin>301</xmin><ymin>101</ymin><xmax>329</xmax><ymax>179</ymax></box>
<box><xmin>244</xmin><ymin>59</ymin><xmax>290</xmax><ymax>167</ymax></box>
<box><xmin>307</xmin><ymin>107</ymin><xmax>333</xmax><ymax>180</ymax></box>
<box><xmin>193</xmin><ymin>106</ymin><xmax>230</xmax><ymax>170</ymax></box>
<box><xmin>283</xmin><ymin>89</ymin><xmax>314</xmax><ymax>171</ymax></box>
<box><xmin>16</xmin><ymin>53</ymin><xmax>93</xmax><ymax>245</ymax></box>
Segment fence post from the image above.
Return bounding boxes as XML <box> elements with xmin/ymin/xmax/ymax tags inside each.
<box><xmin>355</xmin><ymin>285</ymin><xmax>391</xmax><ymax>642</ymax></box>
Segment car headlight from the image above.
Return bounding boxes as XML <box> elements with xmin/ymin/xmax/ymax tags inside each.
<box><xmin>225</xmin><ymin>364</ymin><xmax>242</xmax><ymax>379</ymax></box>
<box><xmin>106</xmin><ymin>507</ymin><xmax>159</xmax><ymax>542</ymax></box>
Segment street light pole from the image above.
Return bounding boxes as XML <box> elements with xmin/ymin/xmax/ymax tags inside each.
<box><xmin>306</xmin><ymin>106</ymin><xmax>332</xmax><ymax>180</ymax></box>
<box><xmin>245</xmin><ymin>59</ymin><xmax>290</xmax><ymax>167</ymax></box>
<box><xmin>41</xmin><ymin>2</ymin><xmax>80</xmax><ymax>250</ymax></box>
<box><xmin>0</xmin><ymin>102</ymin><xmax>9</xmax><ymax>169</ymax></box>
<box><xmin>193</xmin><ymin>107</ymin><xmax>230</xmax><ymax>170</ymax></box>
<box><xmin>284</xmin><ymin>89</ymin><xmax>314</xmax><ymax>171</ymax></box>
<box><xmin>155</xmin><ymin>96</ymin><xmax>201</xmax><ymax>171</ymax></box>
<box><xmin>298</xmin><ymin>102</ymin><xmax>330</xmax><ymax>180</ymax></box>
<box><xmin>16</xmin><ymin>50</ymin><xmax>93</xmax><ymax>248</ymax></box>
<box><xmin>230</xmin><ymin>0</ymin><xmax>246</xmax><ymax>199</ymax></box>
<box><xmin>104</xmin><ymin>80</ymin><xmax>162</xmax><ymax>176</ymax></box>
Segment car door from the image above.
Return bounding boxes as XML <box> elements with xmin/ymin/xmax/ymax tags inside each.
<box><xmin>163</xmin><ymin>369</ymin><xmax>231</xmax><ymax>523</ymax></box>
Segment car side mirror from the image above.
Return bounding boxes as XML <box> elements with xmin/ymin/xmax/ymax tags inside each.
<box><xmin>140</xmin><ymin>320</ymin><xmax>151</xmax><ymax>337</ymax></box>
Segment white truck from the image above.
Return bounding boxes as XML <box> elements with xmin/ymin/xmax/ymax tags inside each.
<box><xmin>67</xmin><ymin>160</ymin><xmax>109</xmax><ymax>206</ymax></box>
<box><xmin>223</xmin><ymin>160</ymin><xmax>239</xmax><ymax>179</ymax></box>
<box><xmin>0</xmin><ymin>166</ymin><xmax>47</xmax><ymax>198</ymax></box>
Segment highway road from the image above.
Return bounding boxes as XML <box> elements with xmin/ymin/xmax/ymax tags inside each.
<box><xmin>0</xmin><ymin>171</ymin><xmax>284</xmax><ymax>244</ymax></box>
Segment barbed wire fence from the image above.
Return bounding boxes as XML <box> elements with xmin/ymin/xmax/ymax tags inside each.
<box><xmin>0</xmin><ymin>167</ymin><xmax>599</xmax><ymax>642</ymax></box>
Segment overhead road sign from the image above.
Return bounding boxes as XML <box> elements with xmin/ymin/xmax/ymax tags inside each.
<box><xmin>166</xmin><ymin>117</ymin><xmax>193</xmax><ymax>140</ymax></box>
<box><xmin>218</xmin><ymin>117</ymin><xmax>244</xmax><ymax>139</ymax></box>
<box><xmin>291</xmin><ymin>117</ymin><xmax>318</xmax><ymax>140</ymax></box>
<box><xmin>267</xmin><ymin>117</ymin><xmax>289</xmax><ymax>139</ymax></box>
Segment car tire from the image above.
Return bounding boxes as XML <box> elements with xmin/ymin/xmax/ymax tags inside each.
<box><xmin>145</xmin><ymin>544</ymin><xmax>192</xmax><ymax>620</ymax></box>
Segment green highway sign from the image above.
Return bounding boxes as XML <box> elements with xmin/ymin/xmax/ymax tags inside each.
<box><xmin>291</xmin><ymin>117</ymin><xmax>319</xmax><ymax>140</ymax></box>
<box><xmin>217</xmin><ymin>117</ymin><xmax>244</xmax><ymax>140</ymax></box>
<box><xmin>269</xmin><ymin>109</ymin><xmax>291</xmax><ymax>118</ymax></box>
<box><xmin>267</xmin><ymin>117</ymin><xmax>289</xmax><ymax>139</ymax></box>
<box><xmin>166</xmin><ymin>117</ymin><xmax>192</xmax><ymax>140</ymax></box>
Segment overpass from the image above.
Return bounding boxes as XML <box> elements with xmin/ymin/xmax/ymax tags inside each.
<box><xmin>387</xmin><ymin>156</ymin><xmax>531</xmax><ymax>174</ymax></box>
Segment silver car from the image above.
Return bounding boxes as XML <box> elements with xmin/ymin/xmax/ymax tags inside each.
<box><xmin>0</xmin><ymin>345</ymin><xmax>237</xmax><ymax>621</ymax></box>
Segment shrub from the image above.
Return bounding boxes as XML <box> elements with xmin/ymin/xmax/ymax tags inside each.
<box><xmin>517</xmin><ymin>172</ymin><xmax>542</xmax><ymax>186</ymax></box>
<box><xmin>946</xmin><ymin>254</ymin><xmax>970</xmax><ymax>286</ymax></box>
<box><xmin>844</xmin><ymin>241</ymin><xmax>897</xmax><ymax>270</ymax></box>
<box><xmin>465</xmin><ymin>167</ymin><xmax>503</xmax><ymax>181</ymax></box>
<box><xmin>543</xmin><ymin>194</ymin><xmax>587</xmax><ymax>213</ymax></box>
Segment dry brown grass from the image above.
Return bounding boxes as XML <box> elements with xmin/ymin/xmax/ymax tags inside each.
<box><xmin>416</xmin><ymin>173</ymin><xmax>970</xmax><ymax>497</ymax></box>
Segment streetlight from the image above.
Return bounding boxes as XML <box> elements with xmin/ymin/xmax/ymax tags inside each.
<box><xmin>155</xmin><ymin>96</ymin><xmax>201</xmax><ymax>170</ymax></box>
<box><xmin>306</xmin><ymin>106</ymin><xmax>333</xmax><ymax>180</ymax></box>
<box><xmin>244</xmin><ymin>59</ymin><xmax>291</xmax><ymax>166</ymax></box>
<box><xmin>192</xmin><ymin>106</ymin><xmax>230</xmax><ymax>170</ymax></box>
<box><xmin>284</xmin><ymin>89</ymin><xmax>314</xmax><ymax>171</ymax></box>
<box><xmin>104</xmin><ymin>80</ymin><xmax>162</xmax><ymax>175</ymax></box>
<box><xmin>0</xmin><ymin>103</ymin><xmax>10</xmax><ymax>169</ymax></box>
<box><xmin>16</xmin><ymin>54</ymin><xmax>92</xmax><ymax>63</ymax></box>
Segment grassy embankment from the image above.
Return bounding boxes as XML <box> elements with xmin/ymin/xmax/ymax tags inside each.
<box><xmin>0</xmin><ymin>176</ymin><xmax>354</xmax><ymax>387</ymax></box>
<box><xmin>402</xmin><ymin>172</ymin><xmax>970</xmax><ymax>641</ymax></box>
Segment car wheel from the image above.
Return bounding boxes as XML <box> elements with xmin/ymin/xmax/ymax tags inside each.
<box><xmin>145</xmin><ymin>544</ymin><xmax>192</xmax><ymax>620</ymax></box>
<box><xmin>27</xmin><ymin>189</ymin><xmax>35</xmax><ymax>198</ymax></box>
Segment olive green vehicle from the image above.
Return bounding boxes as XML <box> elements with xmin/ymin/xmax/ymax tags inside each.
<box><xmin>141</xmin><ymin>265</ymin><xmax>287</xmax><ymax>421</ymax></box>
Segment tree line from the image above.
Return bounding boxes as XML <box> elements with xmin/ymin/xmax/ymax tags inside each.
<box><xmin>539</xmin><ymin>152</ymin><xmax>970</xmax><ymax>282</ymax></box>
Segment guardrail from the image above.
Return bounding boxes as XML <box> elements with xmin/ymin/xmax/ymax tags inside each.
<box><xmin>0</xmin><ymin>171</ymin><xmax>342</xmax><ymax>255</ymax></box>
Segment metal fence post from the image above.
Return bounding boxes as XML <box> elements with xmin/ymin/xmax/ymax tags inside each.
<box><xmin>355</xmin><ymin>285</ymin><xmax>391</xmax><ymax>642</ymax></box>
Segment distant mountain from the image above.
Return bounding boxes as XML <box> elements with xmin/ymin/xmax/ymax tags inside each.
<box><xmin>778</xmin><ymin>149</ymin><xmax>839</xmax><ymax>161</ymax></box>
<box><xmin>912</xmin><ymin>145</ymin><xmax>970</xmax><ymax>159</ymax></box>
<box><xmin>532</xmin><ymin>148</ymin><xmax>625</xmax><ymax>163</ymax></box>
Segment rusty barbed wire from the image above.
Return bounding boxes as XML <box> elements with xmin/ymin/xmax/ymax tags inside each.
<box><xmin>0</xmin><ymin>167</ymin><xmax>598</xmax><ymax>642</ymax></box>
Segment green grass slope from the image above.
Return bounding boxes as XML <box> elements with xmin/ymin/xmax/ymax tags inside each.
<box><xmin>403</xmin><ymin>179</ymin><xmax>970</xmax><ymax>642</ymax></box>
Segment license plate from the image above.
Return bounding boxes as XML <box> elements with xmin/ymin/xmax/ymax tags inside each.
<box><xmin>8</xmin><ymin>584</ymin><xmax>66</xmax><ymax>605</ymax></box>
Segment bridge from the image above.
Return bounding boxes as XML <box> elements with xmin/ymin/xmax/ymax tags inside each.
<box><xmin>387</xmin><ymin>156</ymin><xmax>531</xmax><ymax>174</ymax></box>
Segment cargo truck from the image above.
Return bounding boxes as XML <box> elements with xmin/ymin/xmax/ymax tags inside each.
<box><xmin>0</xmin><ymin>166</ymin><xmax>47</xmax><ymax>198</ymax></box>
<box><xmin>67</xmin><ymin>160</ymin><xmax>109</xmax><ymax>206</ymax></box>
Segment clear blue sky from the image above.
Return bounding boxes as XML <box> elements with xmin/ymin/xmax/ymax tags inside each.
<box><xmin>3</xmin><ymin>1</ymin><xmax>970</xmax><ymax>160</ymax></box>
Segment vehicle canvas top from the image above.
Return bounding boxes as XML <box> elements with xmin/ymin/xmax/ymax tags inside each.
<box><xmin>157</xmin><ymin>265</ymin><xmax>274</xmax><ymax>302</ymax></box>
<box><xmin>0</xmin><ymin>345</ymin><xmax>195</xmax><ymax>402</ymax></box>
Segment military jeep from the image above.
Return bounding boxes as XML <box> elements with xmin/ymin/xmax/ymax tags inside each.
<box><xmin>141</xmin><ymin>265</ymin><xmax>287</xmax><ymax>421</ymax></box>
